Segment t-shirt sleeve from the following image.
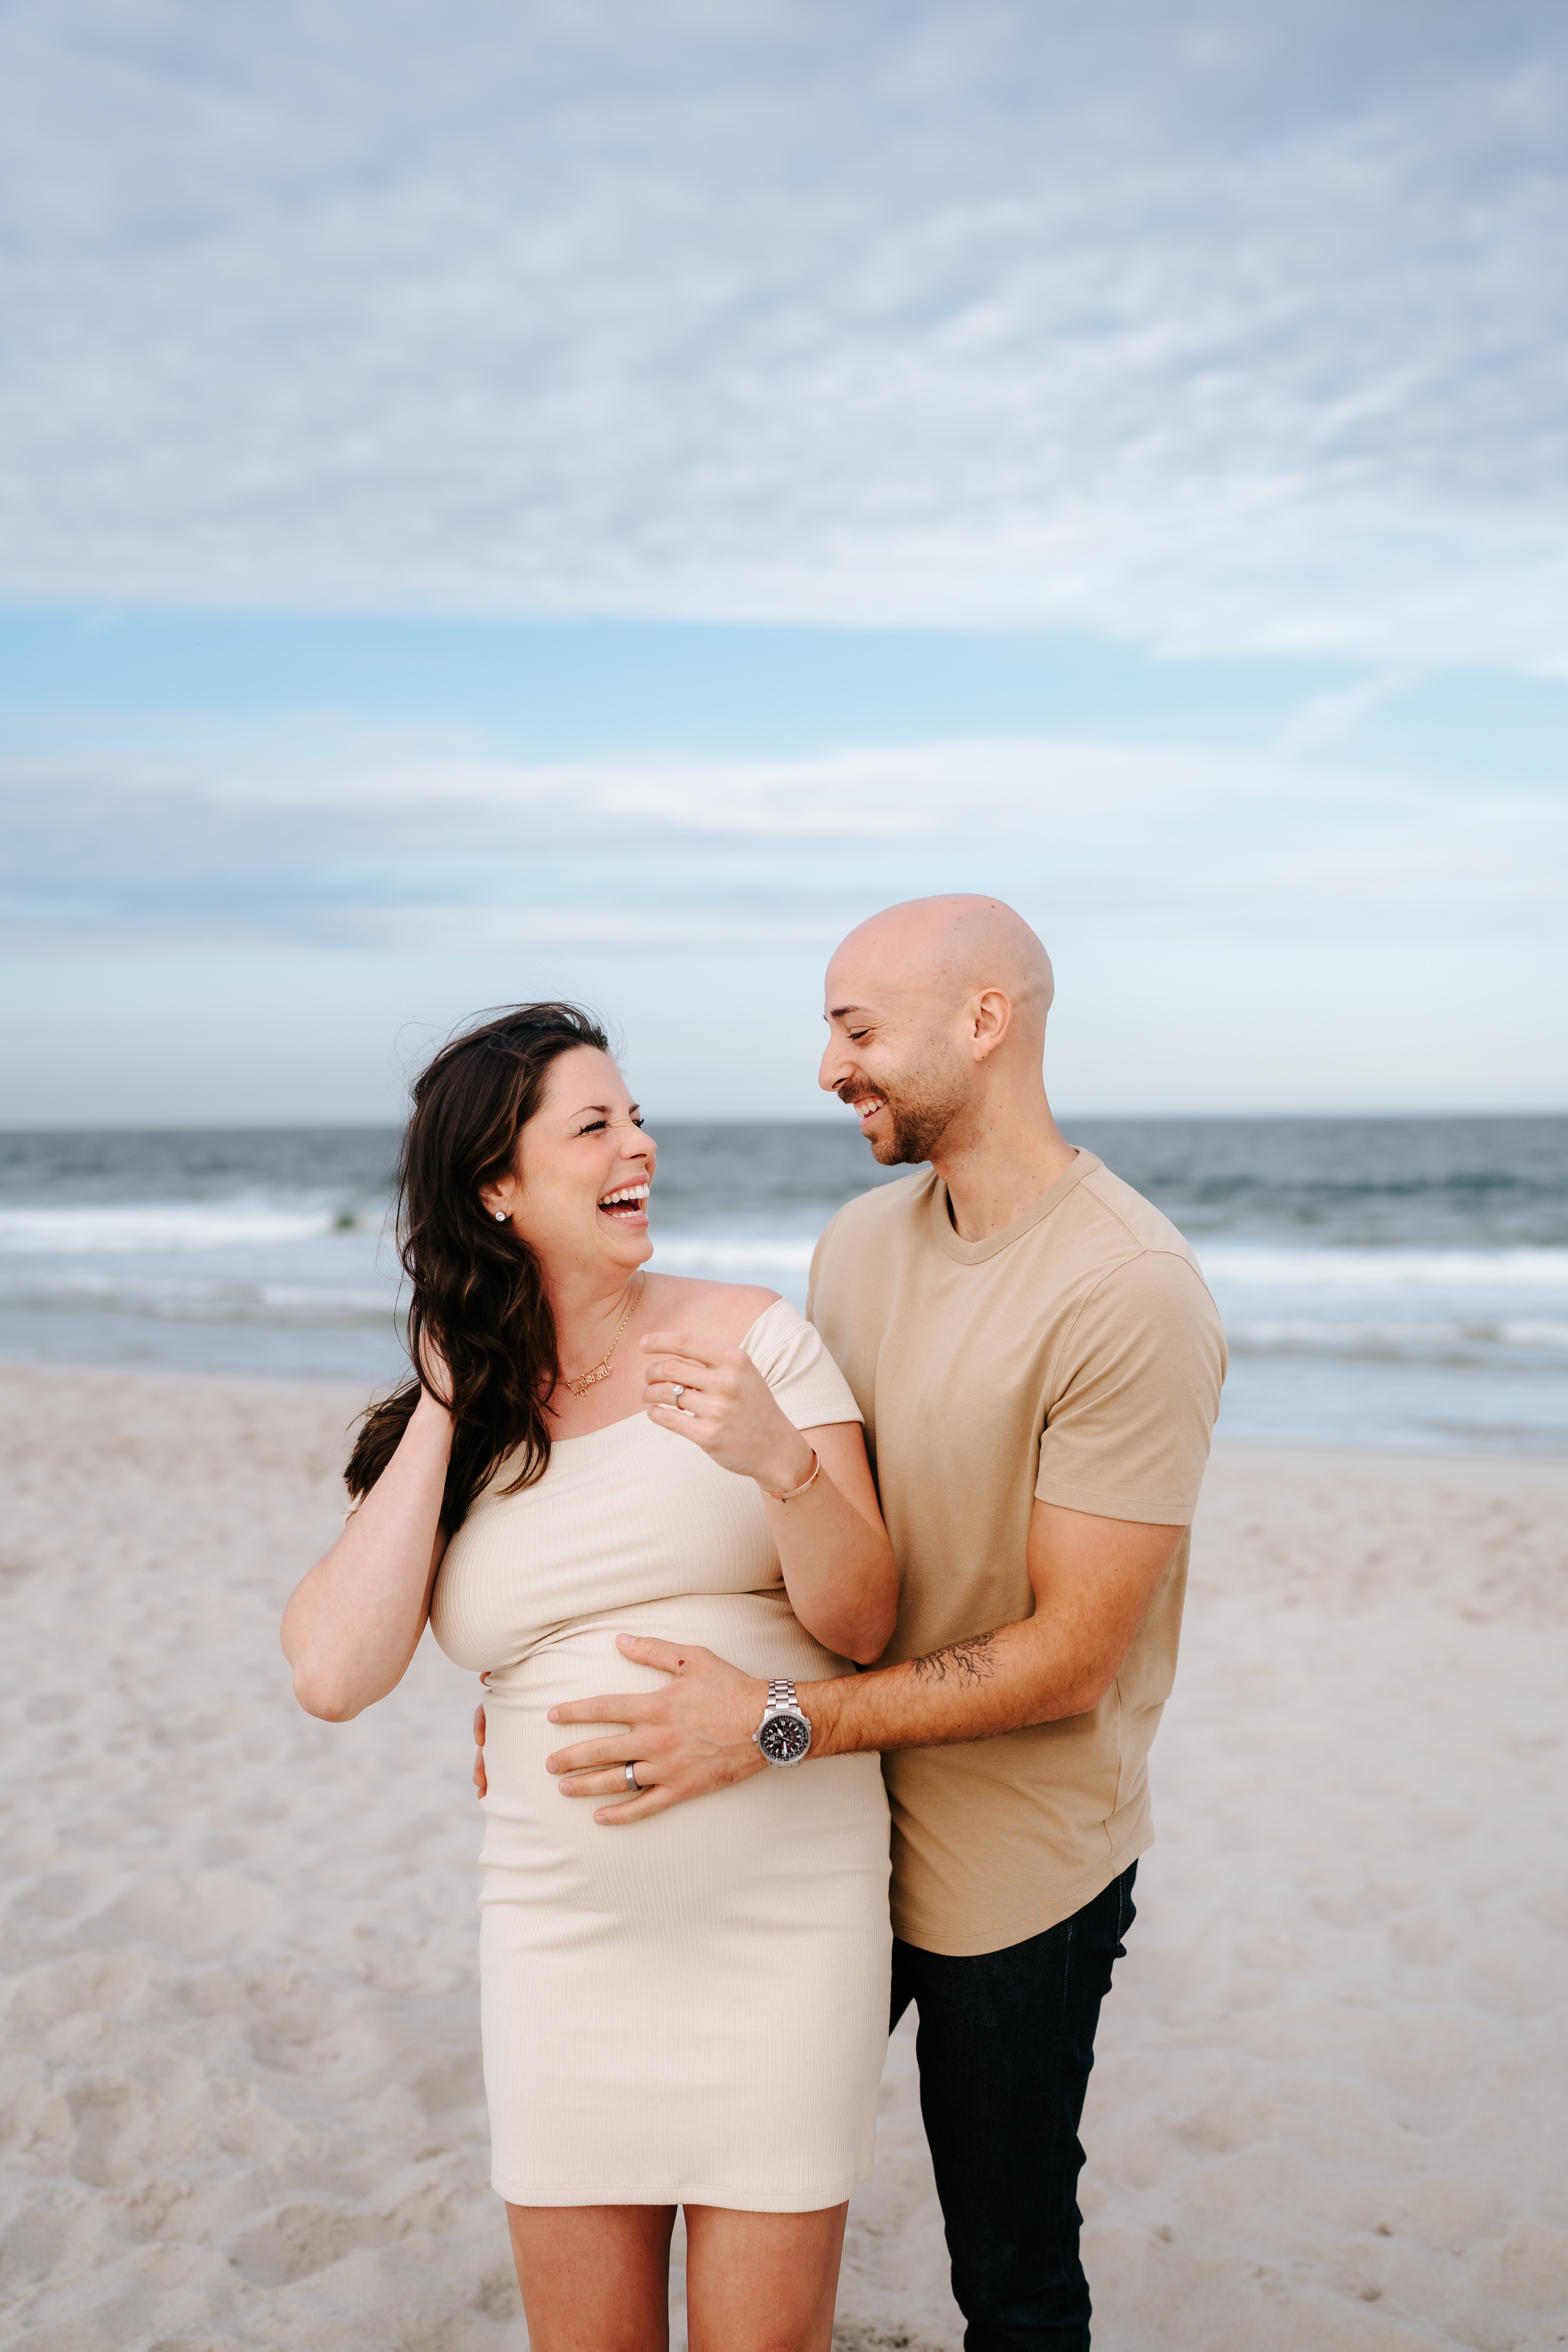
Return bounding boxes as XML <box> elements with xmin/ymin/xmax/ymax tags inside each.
<box><xmin>742</xmin><ymin>1297</ymin><xmax>864</xmax><ymax>1430</ymax></box>
<box><xmin>1034</xmin><ymin>1250</ymin><xmax>1226</xmax><ymax>1523</ymax></box>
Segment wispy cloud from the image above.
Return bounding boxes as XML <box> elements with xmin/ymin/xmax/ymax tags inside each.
<box><xmin>3</xmin><ymin>2</ymin><xmax>1566</xmax><ymax>657</ymax></box>
<box><xmin>5</xmin><ymin>732</ymin><xmax>1562</xmax><ymax>955</ymax></box>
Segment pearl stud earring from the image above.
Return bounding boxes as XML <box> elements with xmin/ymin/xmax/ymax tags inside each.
<box><xmin>494</xmin><ymin>1209</ymin><xmax>507</xmax><ymax>1222</ymax></box>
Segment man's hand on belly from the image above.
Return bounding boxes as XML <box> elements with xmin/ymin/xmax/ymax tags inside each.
<box><xmin>546</xmin><ymin>1505</ymin><xmax>1187</xmax><ymax>1813</ymax></box>
<box><xmin>544</xmin><ymin>1635</ymin><xmax>768</xmax><ymax>1823</ymax></box>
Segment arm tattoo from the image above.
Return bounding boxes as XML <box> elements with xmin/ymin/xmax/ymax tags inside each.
<box><xmin>909</xmin><ymin>1630</ymin><xmax>999</xmax><ymax>1685</ymax></box>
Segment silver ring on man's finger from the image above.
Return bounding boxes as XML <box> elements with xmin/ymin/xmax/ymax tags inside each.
<box><xmin>625</xmin><ymin>1762</ymin><xmax>640</xmax><ymax>1791</ymax></box>
<box><xmin>671</xmin><ymin>1384</ymin><xmax>684</xmax><ymax>1408</ymax></box>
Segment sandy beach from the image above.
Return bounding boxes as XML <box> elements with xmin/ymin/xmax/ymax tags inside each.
<box><xmin>2</xmin><ymin>1362</ymin><xmax>1564</xmax><ymax>2351</ymax></box>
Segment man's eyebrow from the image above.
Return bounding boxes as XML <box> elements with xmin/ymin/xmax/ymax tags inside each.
<box><xmin>825</xmin><ymin>1003</ymin><xmax>876</xmax><ymax>1022</ymax></box>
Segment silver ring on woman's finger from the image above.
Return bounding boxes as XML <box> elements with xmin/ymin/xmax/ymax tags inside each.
<box><xmin>624</xmin><ymin>1761</ymin><xmax>640</xmax><ymax>1791</ymax></box>
<box><xmin>671</xmin><ymin>1384</ymin><xmax>684</xmax><ymax>1408</ymax></box>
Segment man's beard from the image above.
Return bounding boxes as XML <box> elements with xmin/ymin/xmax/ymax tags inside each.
<box><xmin>843</xmin><ymin>1072</ymin><xmax>965</xmax><ymax>1167</ymax></box>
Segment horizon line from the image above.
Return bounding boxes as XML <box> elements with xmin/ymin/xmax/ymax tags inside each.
<box><xmin>2</xmin><ymin>1106</ymin><xmax>1565</xmax><ymax>1137</ymax></box>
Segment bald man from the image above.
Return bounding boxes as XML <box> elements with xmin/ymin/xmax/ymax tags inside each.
<box><xmin>541</xmin><ymin>896</ymin><xmax>1227</xmax><ymax>2350</ymax></box>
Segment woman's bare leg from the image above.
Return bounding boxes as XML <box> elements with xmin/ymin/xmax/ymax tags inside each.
<box><xmin>506</xmin><ymin>2203</ymin><xmax>677</xmax><ymax>2352</ymax></box>
<box><xmin>683</xmin><ymin>2202</ymin><xmax>849</xmax><ymax>2352</ymax></box>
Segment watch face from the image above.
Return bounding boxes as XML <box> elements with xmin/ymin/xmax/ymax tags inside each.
<box><xmin>759</xmin><ymin>1712</ymin><xmax>810</xmax><ymax>1764</ymax></box>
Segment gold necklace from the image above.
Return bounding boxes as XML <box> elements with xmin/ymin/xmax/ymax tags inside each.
<box><xmin>561</xmin><ymin>1276</ymin><xmax>644</xmax><ymax>1397</ymax></box>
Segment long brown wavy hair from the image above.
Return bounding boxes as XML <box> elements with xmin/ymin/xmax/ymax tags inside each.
<box><xmin>345</xmin><ymin>1002</ymin><xmax>613</xmax><ymax>1532</ymax></box>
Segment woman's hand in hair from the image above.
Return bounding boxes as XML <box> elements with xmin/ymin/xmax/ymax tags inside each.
<box><xmin>416</xmin><ymin>1326</ymin><xmax>454</xmax><ymax>1411</ymax></box>
<box><xmin>639</xmin><ymin>1332</ymin><xmax>817</xmax><ymax>1497</ymax></box>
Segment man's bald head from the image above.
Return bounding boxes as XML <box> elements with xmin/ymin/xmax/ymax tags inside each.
<box><xmin>828</xmin><ymin>897</ymin><xmax>1054</xmax><ymax>1042</ymax></box>
<box><xmin>820</xmin><ymin>896</ymin><xmax>1057</xmax><ymax>1166</ymax></box>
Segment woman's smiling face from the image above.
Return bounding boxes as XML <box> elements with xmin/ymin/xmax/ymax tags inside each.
<box><xmin>482</xmin><ymin>1045</ymin><xmax>656</xmax><ymax>1281</ymax></box>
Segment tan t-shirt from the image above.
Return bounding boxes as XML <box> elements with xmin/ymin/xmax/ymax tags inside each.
<box><xmin>807</xmin><ymin>1149</ymin><xmax>1227</xmax><ymax>1956</ymax></box>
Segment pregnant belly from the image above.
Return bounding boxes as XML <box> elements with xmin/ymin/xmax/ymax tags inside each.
<box><xmin>476</xmin><ymin>1592</ymin><xmax>884</xmax><ymax>1926</ymax></box>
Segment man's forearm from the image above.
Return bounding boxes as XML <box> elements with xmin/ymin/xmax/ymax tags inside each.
<box><xmin>802</xmin><ymin>1510</ymin><xmax>1184</xmax><ymax>1762</ymax></box>
<box><xmin>541</xmin><ymin>1512</ymin><xmax>1183</xmax><ymax>1820</ymax></box>
<box><xmin>802</xmin><ymin>1614</ymin><xmax>1107</xmax><ymax>1760</ymax></box>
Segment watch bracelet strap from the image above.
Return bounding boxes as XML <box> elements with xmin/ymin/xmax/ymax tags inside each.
<box><xmin>764</xmin><ymin>1677</ymin><xmax>800</xmax><ymax>1715</ymax></box>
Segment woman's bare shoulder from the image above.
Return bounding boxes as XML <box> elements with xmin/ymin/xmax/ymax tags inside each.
<box><xmin>643</xmin><ymin>1273</ymin><xmax>784</xmax><ymax>1345</ymax></box>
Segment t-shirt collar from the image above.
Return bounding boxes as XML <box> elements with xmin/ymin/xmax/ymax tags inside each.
<box><xmin>926</xmin><ymin>1148</ymin><xmax>1100</xmax><ymax>1265</ymax></box>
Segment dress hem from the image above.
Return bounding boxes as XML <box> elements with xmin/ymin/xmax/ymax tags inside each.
<box><xmin>491</xmin><ymin>2165</ymin><xmax>872</xmax><ymax>2212</ymax></box>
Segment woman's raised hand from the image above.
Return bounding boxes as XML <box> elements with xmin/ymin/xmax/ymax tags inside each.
<box><xmin>639</xmin><ymin>1332</ymin><xmax>817</xmax><ymax>1498</ymax></box>
<box><xmin>416</xmin><ymin>1324</ymin><xmax>454</xmax><ymax>1410</ymax></box>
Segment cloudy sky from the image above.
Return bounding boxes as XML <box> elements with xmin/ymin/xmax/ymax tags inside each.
<box><xmin>3</xmin><ymin>0</ymin><xmax>1565</xmax><ymax>1120</ymax></box>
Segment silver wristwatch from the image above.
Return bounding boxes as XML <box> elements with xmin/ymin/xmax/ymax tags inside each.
<box><xmin>753</xmin><ymin>1677</ymin><xmax>813</xmax><ymax>1767</ymax></box>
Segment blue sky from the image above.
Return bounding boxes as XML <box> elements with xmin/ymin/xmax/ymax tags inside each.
<box><xmin>3</xmin><ymin>0</ymin><xmax>1565</xmax><ymax>1122</ymax></box>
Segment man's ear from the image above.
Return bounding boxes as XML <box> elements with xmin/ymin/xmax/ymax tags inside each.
<box><xmin>970</xmin><ymin>988</ymin><xmax>1013</xmax><ymax>1062</ymax></box>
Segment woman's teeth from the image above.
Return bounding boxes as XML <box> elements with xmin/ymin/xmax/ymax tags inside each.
<box><xmin>597</xmin><ymin>1185</ymin><xmax>650</xmax><ymax>1216</ymax></box>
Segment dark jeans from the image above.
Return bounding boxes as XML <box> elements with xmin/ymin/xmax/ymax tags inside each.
<box><xmin>889</xmin><ymin>1863</ymin><xmax>1137</xmax><ymax>2352</ymax></box>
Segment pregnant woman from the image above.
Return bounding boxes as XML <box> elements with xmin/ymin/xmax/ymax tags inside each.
<box><xmin>280</xmin><ymin>1003</ymin><xmax>896</xmax><ymax>2352</ymax></box>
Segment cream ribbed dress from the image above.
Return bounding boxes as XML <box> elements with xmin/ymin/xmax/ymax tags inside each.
<box><xmin>429</xmin><ymin>1299</ymin><xmax>893</xmax><ymax>2211</ymax></box>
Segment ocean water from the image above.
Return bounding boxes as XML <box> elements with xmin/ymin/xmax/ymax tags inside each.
<box><xmin>0</xmin><ymin>1118</ymin><xmax>1563</xmax><ymax>1453</ymax></box>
